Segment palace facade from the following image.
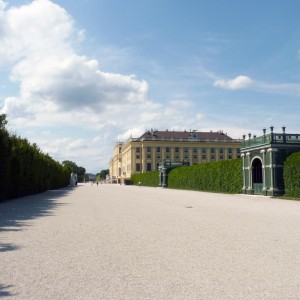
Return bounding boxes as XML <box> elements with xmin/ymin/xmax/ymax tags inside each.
<box><xmin>109</xmin><ymin>129</ymin><xmax>242</xmax><ymax>181</ymax></box>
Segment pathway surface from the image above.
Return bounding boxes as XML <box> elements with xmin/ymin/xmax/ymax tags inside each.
<box><xmin>1</xmin><ymin>184</ymin><xmax>300</xmax><ymax>299</ymax></box>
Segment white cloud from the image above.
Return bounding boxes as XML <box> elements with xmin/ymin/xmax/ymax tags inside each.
<box><xmin>0</xmin><ymin>0</ymin><xmax>6</xmax><ymax>10</ymax></box>
<box><xmin>0</xmin><ymin>0</ymin><xmax>153</xmax><ymax>171</ymax></box>
<box><xmin>0</xmin><ymin>0</ymin><xmax>149</xmax><ymax>118</ymax></box>
<box><xmin>0</xmin><ymin>0</ymin><xmax>213</xmax><ymax>172</ymax></box>
<box><xmin>214</xmin><ymin>75</ymin><xmax>254</xmax><ymax>90</ymax></box>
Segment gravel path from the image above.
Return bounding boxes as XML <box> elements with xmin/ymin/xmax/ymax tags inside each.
<box><xmin>1</xmin><ymin>184</ymin><xmax>300</xmax><ymax>299</ymax></box>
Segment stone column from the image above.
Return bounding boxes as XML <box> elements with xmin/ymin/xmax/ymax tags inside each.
<box><xmin>162</xmin><ymin>167</ymin><xmax>167</xmax><ymax>188</ymax></box>
<box><xmin>267</xmin><ymin>148</ymin><xmax>278</xmax><ymax>195</ymax></box>
<box><xmin>241</xmin><ymin>153</ymin><xmax>246</xmax><ymax>193</ymax></box>
<box><xmin>246</xmin><ymin>152</ymin><xmax>252</xmax><ymax>194</ymax></box>
<box><xmin>260</xmin><ymin>149</ymin><xmax>267</xmax><ymax>195</ymax></box>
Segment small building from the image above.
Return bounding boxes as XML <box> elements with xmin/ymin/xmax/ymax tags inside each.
<box><xmin>241</xmin><ymin>126</ymin><xmax>300</xmax><ymax>196</ymax></box>
<box><xmin>158</xmin><ymin>159</ymin><xmax>188</xmax><ymax>187</ymax></box>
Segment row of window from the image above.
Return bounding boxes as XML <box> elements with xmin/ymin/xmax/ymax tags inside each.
<box><xmin>136</xmin><ymin>154</ymin><xmax>234</xmax><ymax>160</ymax></box>
<box><xmin>138</xmin><ymin>146</ymin><xmax>238</xmax><ymax>154</ymax></box>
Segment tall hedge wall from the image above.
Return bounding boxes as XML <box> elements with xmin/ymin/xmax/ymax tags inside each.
<box><xmin>168</xmin><ymin>159</ymin><xmax>242</xmax><ymax>193</ymax></box>
<box><xmin>0</xmin><ymin>115</ymin><xmax>70</xmax><ymax>201</ymax></box>
<box><xmin>131</xmin><ymin>171</ymin><xmax>159</xmax><ymax>187</ymax></box>
<box><xmin>283</xmin><ymin>152</ymin><xmax>300</xmax><ymax>198</ymax></box>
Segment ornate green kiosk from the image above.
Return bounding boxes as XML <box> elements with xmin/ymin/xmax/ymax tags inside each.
<box><xmin>241</xmin><ymin>126</ymin><xmax>300</xmax><ymax>196</ymax></box>
<box><xmin>158</xmin><ymin>159</ymin><xmax>187</xmax><ymax>187</ymax></box>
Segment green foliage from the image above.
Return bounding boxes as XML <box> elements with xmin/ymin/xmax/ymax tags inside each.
<box><xmin>283</xmin><ymin>152</ymin><xmax>300</xmax><ymax>197</ymax></box>
<box><xmin>98</xmin><ymin>169</ymin><xmax>109</xmax><ymax>180</ymax></box>
<box><xmin>62</xmin><ymin>160</ymin><xmax>86</xmax><ymax>182</ymax></box>
<box><xmin>168</xmin><ymin>159</ymin><xmax>242</xmax><ymax>194</ymax></box>
<box><xmin>131</xmin><ymin>171</ymin><xmax>159</xmax><ymax>187</ymax></box>
<box><xmin>0</xmin><ymin>114</ymin><xmax>70</xmax><ymax>201</ymax></box>
<box><xmin>0</xmin><ymin>113</ymin><xmax>8</xmax><ymax>130</ymax></box>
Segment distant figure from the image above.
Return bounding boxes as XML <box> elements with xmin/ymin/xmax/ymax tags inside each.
<box><xmin>96</xmin><ymin>181</ymin><xmax>99</xmax><ymax>186</ymax></box>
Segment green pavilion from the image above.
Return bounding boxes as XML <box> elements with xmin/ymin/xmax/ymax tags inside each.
<box><xmin>241</xmin><ymin>126</ymin><xmax>300</xmax><ymax>196</ymax></box>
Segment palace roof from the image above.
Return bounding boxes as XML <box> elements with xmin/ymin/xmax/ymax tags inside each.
<box><xmin>139</xmin><ymin>130</ymin><xmax>234</xmax><ymax>141</ymax></box>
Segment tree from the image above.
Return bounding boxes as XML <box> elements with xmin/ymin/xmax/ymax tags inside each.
<box><xmin>99</xmin><ymin>169</ymin><xmax>109</xmax><ymax>180</ymax></box>
<box><xmin>0</xmin><ymin>113</ymin><xmax>8</xmax><ymax>130</ymax></box>
<box><xmin>62</xmin><ymin>160</ymin><xmax>77</xmax><ymax>172</ymax></box>
<box><xmin>62</xmin><ymin>160</ymin><xmax>86</xmax><ymax>182</ymax></box>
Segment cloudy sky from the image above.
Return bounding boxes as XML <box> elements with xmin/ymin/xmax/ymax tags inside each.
<box><xmin>1</xmin><ymin>0</ymin><xmax>300</xmax><ymax>173</ymax></box>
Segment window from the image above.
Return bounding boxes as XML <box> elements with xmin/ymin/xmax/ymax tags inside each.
<box><xmin>166</xmin><ymin>147</ymin><xmax>170</xmax><ymax>153</ymax></box>
<box><xmin>147</xmin><ymin>146</ymin><xmax>151</xmax><ymax>152</ymax></box>
<box><xmin>157</xmin><ymin>146</ymin><xmax>161</xmax><ymax>152</ymax></box>
<box><xmin>136</xmin><ymin>147</ymin><xmax>140</xmax><ymax>153</ymax></box>
<box><xmin>119</xmin><ymin>147</ymin><xmax>122</xmax><ymax>154</ymax></box>
<box><xmin>228</xmin><ymin>155</ymin><xmax>232</xmax><ymax>159</ymax></box>
<box><xmin>147</xmin><ymin>163</ymin><xmax>151</xmax><ymax>171</ymax></box>
<box><xmin>202</xmin><ymin>154</ymin><xmax>206</xmax><ymax>159</ymax></box>
<box><xmin>136</xmin><ymin>163</ymin><xmax>140</xmax><ymax>172</ymax></box>
<box><xmin>237</xmin><ymin>148</ymin><xmax>241</xmax><ymax>153</ymax></box>
<box><xmin>211</xmin><ymin>148</ymin><xmax>215</xmax><ymax>153</ymax></box>
<box><xmin>193</xmin><ymin>147</ymin><xmax>197</xmax><ymax>153</ymax></box>
<box><xmin>211</xmin><ymin>155</ymin><xmax>215</xmax><ymax>160</ymax></box>
<box><xmin>228</xmin><ymin>148</ymin><xmax>232</xmax><ymax>154</ymax></box>
<box><xmin>175</xmin><ymin>147</ymin><xmax>179</xmax><ymax>153</ymax></box>
<box><xmin>156</xmin><ymin>153</ymin><xmax>161</xmax><ymax>159</ymax></box>
<box><xmin>136</xmin><ymin>154</ymin><xmax>140</xmax><ymax>159</ymax></box>
<box><xmin>193</xmin><ymin>154</ymin><xmax>198</xmax><ymax>159</ymax></box>
<box><xmin>147</xmin><ymin>154</ymin><xmax>151</xmax><ymax>159</ymax></box>
<box><xmin>184</xmin><ymin>147</ymin><xmax>189</xmax><ymax>152</ymax></box>
<box><xmin>202</xmin><ymin>148</ymin><xmax>206</xmax><ymax>153</ymax></box>
<box><xmin>175</xmin><ymin>154</ymin><xmax>179</xmax><ymax>159</ymax></box>
<box><xmin>184</xmin><ymin>154</ymin><xmax>189</xmax><ymax>159</ymax></box>
<box><xmin>220</xmin><ymin>155</ymin><xmax>224</xmax><ymax>160</ymax></box>
<box><xmin>220</xmin><ymin>148</ymin><xmax>224</xmax><ymax>154</ymax></box>
<box><xmin>166</xmin><ymin>154</ymin><xmax>170</xmax><ymax>159</ymax></box>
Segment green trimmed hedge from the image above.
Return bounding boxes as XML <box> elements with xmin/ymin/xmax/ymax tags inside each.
<box><xmin>0</xmin><ymin>114</ymin><xmax>70</xmax><ymax>201</ymax></box>
<box><xmin>283</xmin><ymin>152</ymin><xmax>300</xmax><ymax>198</ymax></box>
<box><xmin>131</xmin><ymin>171</ymin><xmax>159</xmax><ymax>187</ymax></box>
<box><xmin>168</xmin><ymin>159</ymin><xmax>242</xmax><ymax>193</ymax></box>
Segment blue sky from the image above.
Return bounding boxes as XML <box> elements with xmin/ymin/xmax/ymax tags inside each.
<box><xmin>1</xmin><ymin>0</ymin><xmax>300</xmax><ymax>173</ymax></box>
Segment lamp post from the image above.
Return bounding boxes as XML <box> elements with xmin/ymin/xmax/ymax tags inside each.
<box><xmin>263</xmin><ymin>128</ymin><xmax>266</xmax><ymax>143</ymax></box>
<box><xmin>282</xmin><ymin>125</ymin><xmax>286</xmax><ymax>143</ymax></box>
<box><xmin>270</xmin><ymin>125</ymin><xmax>274</xmax><ymax>142</ymax></box>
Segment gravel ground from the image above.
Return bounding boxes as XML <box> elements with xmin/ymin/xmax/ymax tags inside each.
<box><xmin>1</xmin><ymin>183</ymin><xmax>300</xmax><ymax>299</ymax></box>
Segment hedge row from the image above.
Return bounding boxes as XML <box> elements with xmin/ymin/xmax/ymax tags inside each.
<box><xmin>131</xmin><ymin>171</ymin><xmax>159</xmax><ymax>187</ymax></box>
<box><xmin>283</xmin><ymin>152</ymin><xmax>300</xmax><ymax>198</ymax></box>
<box><xmin>168</xmin><ymin>159</ymin><xmax>242</xmax><ymax>193</ymax></box>
<box><xmin>0</xmin><ymin>115</ymin><xmax>70</xmax><ymax>201</ymax></box>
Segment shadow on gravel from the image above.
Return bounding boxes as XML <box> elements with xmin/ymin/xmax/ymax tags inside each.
<box><xmin>0</xmin><ymin>284</ymin><xmax>16</xmax><ymax>297</ymax></box>
<box><xmin>0</xmin><ymin>187</ymin><xmax>72</xmax><ymax>253</ymax></box>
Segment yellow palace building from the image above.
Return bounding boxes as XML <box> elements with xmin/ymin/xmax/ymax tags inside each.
<box><xmin>109</xmin><ymin>129</ymin><xmax>242</xmax><ymax>181</ymax></box>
